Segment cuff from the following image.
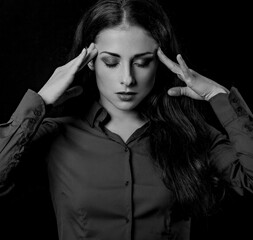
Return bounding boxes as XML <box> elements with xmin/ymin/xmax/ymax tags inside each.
<box><xmin>209</xmin><ymin>86</ymin><xmax>251</xmax><ymax>127</ymax></box>
<box><xmin>10</xmin><ymin>89</ymin><xmax>46</xmax><ymax>123</ymax></box>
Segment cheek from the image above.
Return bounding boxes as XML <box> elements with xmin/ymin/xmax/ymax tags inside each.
<box><xmin>135</xmin><ymin>65</ymin><xmax>157</xmax><ymax>89</ymax></box>
<box><xmin>94</xmin><ymin>60</ymin><xmax>108</xmax><ymax>84</ymax></box>
<box><xmin>94</xmin><ymin>61</ymin><xmax>117</xmax><ymax>91</ymax></box>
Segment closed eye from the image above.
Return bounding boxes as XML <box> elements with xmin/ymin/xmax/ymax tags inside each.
<box><xmin>101</xmin><ymin>57</ymin><xmax>154</xmax><ymax>68</ymax></box>
<box><xmin>101</xmin><ymin>56</ymin><xmax>120</xmax><ymax>68</ymax></box>
<box><xmin>133</xmin><ymin>58</ymin><xmax>154</xmax><ymax>68</ymax></box>
<box><xmin>105</xmin><ymin>63</ymin><xmax>119</xmax><ymax>68</ymax></box>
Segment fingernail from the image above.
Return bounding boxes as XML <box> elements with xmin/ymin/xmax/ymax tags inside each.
<box><xmin>81</xmin><ymin>48</ymin><xmax>87</xmax><ymax>54</ymax></box>
<box><xmin>89</xmin><ymin>43</ymin><xmax>95</xmax><ymax>49</ymax></box>
<box><xmin>86</xmin><ymin>44</ymin><xmax>91</xmax><ymax>52</ymax></box>
<box><xmin>168</xmin><ymin>89</ymin><xmax>175</xmax><ymax>95</ymax></box>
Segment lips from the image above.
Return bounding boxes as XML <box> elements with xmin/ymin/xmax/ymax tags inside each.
<box><xmin>116</xmin><ymin>92</ymin><xmax>137</xmax><ymax>101</ymax></box>
<box><xmin>116</xmin><ymin>92</ymin><xmax>137</xmax><ymax>95</ymax></box>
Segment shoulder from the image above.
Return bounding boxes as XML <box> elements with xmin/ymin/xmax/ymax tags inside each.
<box><xmin>32</xmin><ymin>116</ymin><xmax>78</xmax><ymax>141</ymax></box>
<box><xmin>42</xmin><ymin>115</ymin><xmax>79</xmax><ymax>130</ymax></box>
<box><xmin>205</xmin><ymin>123</ymin><xmax>230</xmax><ymax>152</ymax></box>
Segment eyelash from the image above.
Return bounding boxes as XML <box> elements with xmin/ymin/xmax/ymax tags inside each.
<box><xmin>105</xmin><ymin>63</ymin><xmax>119</xmax><ymax>68</ymax></box>
<box><xmin>105</xmin><ymin>60</ymin><xmax>152</xmax><ymax>69</ymax></box>
<box><xmin>134</xmin><ymin>61</ymin><xmax>150</xmax><ymax>68</ymax></box>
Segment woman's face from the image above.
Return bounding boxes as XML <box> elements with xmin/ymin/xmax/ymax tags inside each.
<box><xmin>92</xmin><ymin>25</ymin><xmax>159</xmax><ymax>114</ymax></box>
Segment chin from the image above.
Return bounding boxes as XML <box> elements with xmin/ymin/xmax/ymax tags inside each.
<box><xmin>114</xmin><ymin>101</ymin><xmax>140</xmax><ymax>111</ymax></box>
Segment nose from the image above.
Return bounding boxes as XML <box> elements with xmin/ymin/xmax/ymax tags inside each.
<box><xmin>121</xmin><ymin>64</ymin><xmax>135</xmax><ymax>86</ymax></box>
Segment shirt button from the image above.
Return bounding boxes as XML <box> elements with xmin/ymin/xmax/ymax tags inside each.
<box><xmin>20</xmin><ymin>138</ymin><xmax>27</xmax><ymax>145</ymax></box>
<box><xmin>33</xmin><ymin>110</ymin><xmax>41</xmax><ymax>116</ymax></box>
<box><xmin>244</xmin><ymin>123</ymin><xmax>253</xmax><ymax>132</ymax></box>
<box><xmin>125</xmin><ymin>181</ymin><xmax>129</xmax><ymax>186</ymax></box>
<box><xmin>231</xmin><ymin>98</ymin><xmax>238</xmax><ymax>103</ymax></box>
<box><xmin>29</xmin><ymin>118</ymin><xmax>36</xmax><ymax>124</ymax></box>
<box><xmin>236</xmin><ymin>106</ymin><xmax>245</xmax><ymax>116</ymax></box>
<box><xmin>124</xmin><ymin>147</ymin><xmax>128</xmax><ymax>152</ymax></box>
<box><xmin>14</xmin><ymin>153</ymin><xmax>21</xmax><ymax>160</ymax></box>
<box><xmin>125</xmin><ymin>218</ymin><xmax>129</xmax><ymax>223</ymax></box>
<box><xmin>237</xmin><ymin>106</ymin><xmax>243</xmax><ymax>112</ymax></box>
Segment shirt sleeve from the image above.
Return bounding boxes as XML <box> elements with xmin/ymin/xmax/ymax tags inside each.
<box><xmin>208</xmin><ymin>86</ymin><xmax>253</xmax><ymax>195</ymax></box>
<box><xmin>0</xmin><ymin>89</ymin><xmax>57</xmax><ymax>196</ymax></box>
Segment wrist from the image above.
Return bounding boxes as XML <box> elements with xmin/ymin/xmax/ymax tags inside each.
<box><xmin>206</xmin><ymin>87</ymin><xmax>229</xmax><ymax>101</ymax></box>
<box><xmin>38</xmin><ymin>90</ymin><xmax>53</xmax><ymax>106</ymax></box>
<box><xmin>37</xmin><ymin>92</ymin><xmax>53</xmax><ymax>113</ymax></box>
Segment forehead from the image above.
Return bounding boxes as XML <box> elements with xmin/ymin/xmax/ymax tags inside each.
<box><xmin>95</xmin><ymin>25</ymin><xmax>158</xmax><ymax>56</ymax></box>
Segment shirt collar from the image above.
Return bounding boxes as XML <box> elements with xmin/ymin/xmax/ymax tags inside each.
<box><xmin>86</xmin><ymin>101</ymin><xmax>110</xmax><ymax>128</ymax></box>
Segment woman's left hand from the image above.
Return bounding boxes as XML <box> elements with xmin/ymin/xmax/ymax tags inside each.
<box><xmin>157</xmin><ymin>48</ymin><xmax>229</xmax><ymax>101</ymax></box>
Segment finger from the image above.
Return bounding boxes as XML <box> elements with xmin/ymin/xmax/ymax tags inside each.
<box><xmin>176</xmin><ymin>54</ymin><xmax>190</xmax><ymax>77</ymax></box>
<box><xmin>73</xmin><ymin>45</ymin><xmax>93</xmax><ymax>69</ymax></box>
<box><xmin>67</xmin><ymin>85</ymin><xmax>83</xmax><ymax>97</ymax></box>
<box><xmin>77</xmin><ymin>43</ymin><xmax>98</xmax><ymax>71</ymax></box>
<box><xmin>167</xmin><ymin>87</ymin><xmax>203</xmax><ymax>100</ymax></box>
<box><xmin>54</xmin><ymin>86</ymin><xmax>83</xmax><ymax>106</ymax></box>
<box><xmin>157</xmin><ymin>48</ymin><xmax>182</xmax><ymax>75</ymax></box>
<box><xmin>177</xmin><ymin>74</ymin><xmax>184</xmax><ymax>81</ymax></box>
<box><xmin>59</xmin><ymin>48</ymin><xmax>87</xmax><ymax>72</ymax></box>
<box><xmin>68</xmin><ymin>42</ymin><xmax>95</xmax><ymax>68</ymax></box>
<box><xmin>167</xmin><ymin>87</ymin><xmax>184</xmax><ymax>97</ymax></box>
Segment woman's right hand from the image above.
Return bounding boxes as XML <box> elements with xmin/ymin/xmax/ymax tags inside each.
<box><xmin>38</xmin><ymin>43</ymin><xmax>97</xmax><ymax>105</ymax></box>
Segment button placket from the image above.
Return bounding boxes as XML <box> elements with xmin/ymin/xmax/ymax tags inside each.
<box><xmin>124</xmin><ymin>145</ymin><xmax>130</xmax><ymax>188</ymax></box>
<box><xmin>123</xmin><ymin>144</ymin><xmax>133</xmax><ymax>238</ymax></box>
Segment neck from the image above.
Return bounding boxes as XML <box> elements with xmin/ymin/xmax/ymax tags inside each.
<box><xmin>99</xmin><ymin>101</ymin><xmax>147</xmax><ymax>142</ymax></box>
<box><xmin>99</xmin><ymin>101</ymin><xmax>145</xmax><ymax>125</ymax></box>
<box><xmin>109</xmin><ymin>107</ymin><xmax>142</xmax><ymax>124</ymax></box>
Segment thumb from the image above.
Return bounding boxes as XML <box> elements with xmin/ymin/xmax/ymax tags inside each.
<box><xmin>54</xmin><ymin>86</ymin><xmax>83</xmax><ymax>106</ymax></box>
<box><xmin>167</xmin><ymin>87</ymin><xmax>186</xmax><ymax>96</ymax></box>
<box><xmin>167</xmin><ymin>87</ymin><xmax>203</xmax><ymax>100</ymax></box>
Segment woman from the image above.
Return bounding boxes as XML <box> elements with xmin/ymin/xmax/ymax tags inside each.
<box><xmin>0</xmin><ymin>0</ymin><xmax>252</xmax><ymax>239</ymax></box>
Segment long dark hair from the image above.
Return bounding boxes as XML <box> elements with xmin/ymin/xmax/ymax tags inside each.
<box><xmin>67</xmin><ymin>0</ymin><xmax>222</xmax><ymax>215</ymax></box>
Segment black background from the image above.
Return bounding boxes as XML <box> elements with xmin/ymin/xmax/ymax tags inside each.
<box><xmin>0</xmin><ymin>0</ymin><xmax>252</xmax><ymax>239</ymax></box>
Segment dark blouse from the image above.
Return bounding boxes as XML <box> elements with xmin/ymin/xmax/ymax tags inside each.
<box><xmin>0</xmin><ymin>87</ymin><xmax>253</xmax><ymax>240</ymax></box>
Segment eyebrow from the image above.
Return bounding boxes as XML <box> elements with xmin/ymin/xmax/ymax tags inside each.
<box><xmin>100</xmin><ymin>51</ymin><xmax>156</xmax><ymax>58</ymax></box>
